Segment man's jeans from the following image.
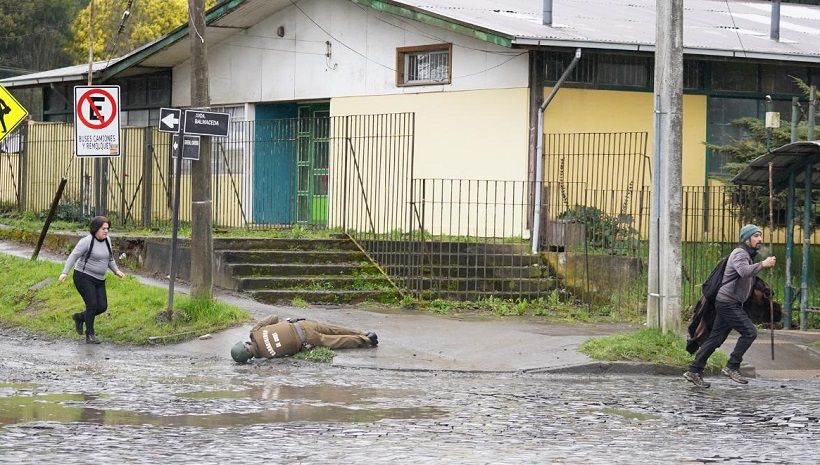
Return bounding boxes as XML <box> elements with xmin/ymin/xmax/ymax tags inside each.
<box><xmin>690</xmin><ymin>299</ymin><xmax>757</xmax><ymax>373</ymax></box>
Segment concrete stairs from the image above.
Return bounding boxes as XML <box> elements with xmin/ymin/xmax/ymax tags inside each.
<box><xmin>362</xmin><ymin>240</ymin><xmax>560</xmax><ymax>301</ymax></box>
<box><xmin>213</xmin><ymin>238</ymin><xmax>397</xmax><ymax>304</ymax></box>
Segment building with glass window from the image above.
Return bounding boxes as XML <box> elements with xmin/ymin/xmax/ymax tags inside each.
<box><xmin>2</xmin><ymin>0</ymin><xmax>819</xmax><ymax>228</ymax></box>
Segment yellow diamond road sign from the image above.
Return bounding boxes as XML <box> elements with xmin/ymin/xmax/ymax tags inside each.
<box><xmin>0</xmin><ymin>84</ymin><xmax>29</xmax><ymax>144</ymax></box>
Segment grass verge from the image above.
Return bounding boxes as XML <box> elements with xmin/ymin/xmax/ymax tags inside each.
<box><xmin>390</xmin><ymin>294</ymin><xmax>645</xmax><ymax>324</ymax></box>
<box><xmin>0</xmin><ymin>254</ymin><xmax>251</xmax><ymax>344</ymax></box>
<box><xmin>579</xmin><ymin>328</ymin><xmax>728</xmax><ymax>370</ymax></box>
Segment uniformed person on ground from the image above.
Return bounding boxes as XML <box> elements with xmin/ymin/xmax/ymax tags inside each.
<box><xmin>230</xmin><ymin>314</ymin><xmax>378</xmax><ymax>363</ymax></box>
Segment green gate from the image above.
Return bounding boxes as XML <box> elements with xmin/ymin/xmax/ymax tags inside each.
<box><xmin>296</xmin><ymin>104</ymin><xmax>330</xmax><ymax>225</ymax></box>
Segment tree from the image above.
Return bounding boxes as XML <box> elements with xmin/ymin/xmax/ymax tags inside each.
<box><xmin>66</xmin><ymin>0</ymin><xmax>215</xmax><ymax>63</ymax></box>
<box><xmin>709</xmin><ymin>81</ymin><xmax>818</xmax><ymax>229</ymax></box>
<box><xmin>0</xmin><ymin>0</ymin><xmax>84</xmax><ymax>74</ymax></box>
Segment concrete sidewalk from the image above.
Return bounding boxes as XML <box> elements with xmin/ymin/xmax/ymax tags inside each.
<box><xmin>4</xmin><ymin>239</ymin><xmax>820</xmax><ymax>377</ymax></box>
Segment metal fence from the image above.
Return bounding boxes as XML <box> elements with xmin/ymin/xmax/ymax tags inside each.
<box><xmin>1</xmin><ymin>113</ymin><xmax>415</xmax><ymax>231</ymax></box>
<box><xmin>3</xmin><ymin>121</ymin><xmax>820</xmax><ymax>322</ymax></box>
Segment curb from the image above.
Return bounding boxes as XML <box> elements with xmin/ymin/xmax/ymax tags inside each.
<box><xmin>523</xmin><ymin>361</ymin><xmax>757</xmax><ymax>378</ymax></box>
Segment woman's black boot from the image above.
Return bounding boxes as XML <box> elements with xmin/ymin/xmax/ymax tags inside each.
<box><xmin>86</xmin><ymin>334</ymin><xmax>101</xmax><ymax>344</ymax></box>
<box><xmin>72</xmin><ymin>313</ymin><xmax>84</xmax><ymax>335</ymax></box>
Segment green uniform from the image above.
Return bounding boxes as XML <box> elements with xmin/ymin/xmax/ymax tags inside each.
<box><xmin>247</xmin><ymin>315</ymin><xmax>372</xmax><ymax>359</ymax></box>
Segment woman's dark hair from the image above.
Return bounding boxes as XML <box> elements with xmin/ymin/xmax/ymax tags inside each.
<box><xmin>90</xmin><ymin>216</ymin><xmax>110</xmax><ymax>235</ymax></box>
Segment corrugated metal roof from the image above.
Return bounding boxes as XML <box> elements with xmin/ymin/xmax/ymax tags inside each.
<box><xmin>399</xmin><ymin>0</ymin><xmax>820</xmax><ymax>61</ymax></box>
<box><xmin>0</xmin><ymin>61</ymin><xmax>117</xmax><ymax>87</ymax></box>
<box><xmin>732</xmin><ymin>141</ymin><xmax>820</xmax><ymax>190</ymax></box>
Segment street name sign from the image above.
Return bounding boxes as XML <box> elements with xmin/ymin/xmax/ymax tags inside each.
<box><xmin>0</xmin><ymin>84</ymin><xmax>29</xmax><ymax>144</ymax></box>
<box><xmin>172</xmin><ymin>134</ymin><xmax>201</xmax><ymax>161</ymax></box>
<box><xmin>183</xmin><ymin>109</ymin><xmax>229</xmax><ymax>137</ymax></box>
<box><xmin>74</xmin><ymin>85</ymin><xmax>121</xmax><ymax>157</ymax></box>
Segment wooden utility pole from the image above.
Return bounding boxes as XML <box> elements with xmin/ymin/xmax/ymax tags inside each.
<box><xmin>647</xmin><ymin>0</ymin><xmax>684</xmax><ymax>332</ymax></box>
<box><xmin>188</xmin><ymin>0</ymin><xmax>213</xmax><ymax>299</ymax></box>
<box><xmin>88</xmin><ymin>0</ymin><xmax>94</xmax><ymax>86</ymax></box>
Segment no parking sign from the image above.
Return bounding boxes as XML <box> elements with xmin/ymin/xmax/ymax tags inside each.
<box><xmin>74</xmin><ymin>85</ymin><xmax>120</xmax><ymax>157</ymax></box>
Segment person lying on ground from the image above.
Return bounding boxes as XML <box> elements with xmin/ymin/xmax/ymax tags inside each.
<box><xmin>230</xmin><ymin>314</ymin><xmax>378</xmax><ymax>363</ymax></box>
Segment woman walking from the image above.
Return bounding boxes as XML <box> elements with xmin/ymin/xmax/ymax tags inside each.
<box><xmin>58</xmin><ymin>216</ymin><xmax>125</xmax><ymax>344</ymax></box>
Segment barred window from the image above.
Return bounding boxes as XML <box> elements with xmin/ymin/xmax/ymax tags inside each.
<box><xmin>396</xmin><ymin>44</ymin><xmax>451</xmax><ymax>86</ymax></box>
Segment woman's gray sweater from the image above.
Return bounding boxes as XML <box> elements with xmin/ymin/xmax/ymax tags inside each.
<box><xmin>61</xmin><ymin>235</ymin><xmax>121</xmax><ymax>280</ymax></box>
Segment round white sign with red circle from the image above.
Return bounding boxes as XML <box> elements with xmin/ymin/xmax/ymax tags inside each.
<box><xmin>74</xmin><ymin>85</ymin><xmax>120</xmax><ymax>157</ymax></box>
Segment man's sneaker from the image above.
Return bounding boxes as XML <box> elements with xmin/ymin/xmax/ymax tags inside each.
<box><xmin>72</xmin><ymin>313</ymin><xmax>84</xmax><ymax>335</ymax></box>
<box><xmin>721</xmin><ymin>367</ymin><xmax>749</xmax><ymax>384</ymax></box>
<box><xmin>683</xmin><ymin>371</ymin><xmax>711</xmax><ymax>388</ymax></box>
<box><xmin>366</xmin><ymin>331</ymin><xmax>378</xmax><ymax>347</ymax></box>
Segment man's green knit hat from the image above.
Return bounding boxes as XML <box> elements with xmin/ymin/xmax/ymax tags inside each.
<box><xmin>740</xmin><ymin>224</ymin><xmax>762</xmax><ymax>243</ymax></box>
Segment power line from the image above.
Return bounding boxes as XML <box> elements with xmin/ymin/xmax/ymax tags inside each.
<box><xmin>289</xmin><ymin>0</ymin><xmax>527</xmax><ymax>77</ymax></box>
<box><xmin>289</xmin><ymin>0</ymin><xmax>394</xmax><ymax>71</ymax></box>
<box><xmin>724</xmin><ymin>0</ymin><xmax>748</xmax><ymax>58</ymax></box>
<box><xmin>104</xmin><ymin>0</ymin><xmax>135</xmax><ymax>68</ymax></box>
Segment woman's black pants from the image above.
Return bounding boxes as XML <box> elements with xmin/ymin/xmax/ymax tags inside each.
<box><xmin>73</xmin><ymin>271</ymin><xmax>107</xmax><ymax>336</ymax></box>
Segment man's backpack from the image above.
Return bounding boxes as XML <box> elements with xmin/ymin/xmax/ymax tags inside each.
<box><xmin>700</xmin><ymin>249</ymin><xmax>742</xmax><ymax>301</ymax></box>
<box><xmin>688</xmin><ymin>248</ymin><xmax>748</xmax><ymax>354</ymax></box>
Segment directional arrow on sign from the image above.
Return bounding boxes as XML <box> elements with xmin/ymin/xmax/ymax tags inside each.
<box><xmin>162</xmin><ymin>113</ymin><xmax>179</xmax><ymax>129</ymax></box>
<box><xmin>158</xmin><ymin>107</ymin><xmax>182</xmax><ymax>133</ymax></box>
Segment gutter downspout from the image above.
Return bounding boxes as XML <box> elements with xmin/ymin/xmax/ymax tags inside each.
<box><xmin>532</xmin><ymin>48</ymin><xmax>581</xmax><ymax>254</ymax></box>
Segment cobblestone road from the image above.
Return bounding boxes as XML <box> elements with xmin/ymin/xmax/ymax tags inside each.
<box><xmin>1</xmin><ymin>329</ymin><xmax>818</xmax><ymax>464</ymax></box>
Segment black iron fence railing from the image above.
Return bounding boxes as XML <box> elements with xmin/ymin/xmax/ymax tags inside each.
<box><xmin>3</xmin><ymin>121</ymin><xmax>820</xmax><ymax>321</ymax></box>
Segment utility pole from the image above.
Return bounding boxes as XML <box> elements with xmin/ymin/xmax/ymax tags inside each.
<box><xmin>647</xmin><ymin>0</ymin><xmax>684</xmax><ymax>332</ymax></box>
<box><xmin>188</xmin><ymin>0</ymin><xmax>213</xmax><ymax>299</ymax></box>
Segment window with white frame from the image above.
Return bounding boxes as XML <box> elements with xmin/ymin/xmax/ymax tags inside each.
<box><xmin>396</xmin><ymin>44</ymin><xmax>452</xmax><ymax>86</ymax></box>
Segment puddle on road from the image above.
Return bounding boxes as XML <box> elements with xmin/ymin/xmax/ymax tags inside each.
<box><xmin>176</xmin><ymin>384</ymin><xmax>421</xmax><ymax>403</ymax></box>
<box><xmin>0</xmin><ymin>382</ymin><xmax>40</xmax><ymax>392</ymax></box>
<box><xmin>0</xmin><ymin>387</ymin><xmax>443</xmax><ymax>428</ymax></box>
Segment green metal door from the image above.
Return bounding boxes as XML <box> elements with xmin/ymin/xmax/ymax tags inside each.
<box><xmin>295</xmin><ymin>104</ymin><xmax>330</xmax><ymax>226</ymax></box>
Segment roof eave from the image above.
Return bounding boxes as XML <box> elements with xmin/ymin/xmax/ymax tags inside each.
<box><xmin>100</xmin><ymin>0</ymin><xmax>249</xmax><ymax>81</ymax></box>
<box><xmin>513</xmin><ymin>38</ymin><xmax>820</xmax><ymax>63</ymax></box>
<box><xmin>351</xmin><ymin>0</ymin><xmax>513</xmax><ymax>48</ymax></box>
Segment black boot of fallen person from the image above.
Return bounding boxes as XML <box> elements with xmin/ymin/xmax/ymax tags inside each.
<box><xmin>86</xmin><ymin>334</ymin><xmax>101</xmax><ymax>344</ymax></box>
<box><xmin>367</xmin><ymin>332</ymin><xmax>378</xmax><ymax>347</ymax></box>
<box><xmin>72</xmin><ymin>313</ymin><xmax>84</xmax><ymax>335</ymax></box>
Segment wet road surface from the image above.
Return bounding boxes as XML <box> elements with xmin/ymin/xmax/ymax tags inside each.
<box><xmin>1</xmin><ymin>328</ymin><xmax>818</xmax><ymax>464</ymax></box>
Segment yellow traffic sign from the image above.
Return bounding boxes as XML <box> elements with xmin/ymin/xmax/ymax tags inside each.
<box><xmin>0</xmin><ymin>84</ymin><xmax>29</xmax><ymax>144</ymax></box>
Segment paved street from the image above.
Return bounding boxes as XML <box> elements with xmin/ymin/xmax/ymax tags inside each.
<box><xmin>1</xmin><ymin>326</ymin><xmax>818</xmax><ymax>465</ymax></box>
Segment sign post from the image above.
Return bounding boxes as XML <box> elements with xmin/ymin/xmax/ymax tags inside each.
<box><xmin>74</xmin><ymin>85</ymin><xmax>121</xmax><ymax>157</ymax></box>
<box><xmin>0</xmin><ymin>84</ymin><xmax>29</xmax><ymax>145</ymax></box>
<box><xmin>160</xmin><ymin>107</ymin><xmax>229</xmax><ymax>315</ymax></box>
<box><xmin>164</xmin><ymin>112</ymin><xmax>186</xmax><ymax>317</ymax></box>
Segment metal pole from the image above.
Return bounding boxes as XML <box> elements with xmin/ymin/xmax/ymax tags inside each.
<box><xmin>648</xmin><ymin>94</ymin><xmax>663</xmax><ymax>328</ymax></box>
<box><xmin>768</xmin><ymin>162</ymin><xmax>775</xmax><ymax>360</ymax></box>
<box><xmin>765</xmin><ymin>95</ymin><xmax>773</xmax><ymax>153</ymax></box>
<box><xmin>785</xmin><ymin>172</ymin><xmax>795</xmax><ymax>329</ymax></box>
<box><xmin>532</xmin><ymin>48</ymin><xmax>581</xmax><ymax>254</ymax></box>
<box><xmin>784</xmin><ymin>97</ymin><xmax>799</xmax><ymax>328</ymax></box>
<box><xmin>771</xmin><ymin>0</ymin><xmax>781</xmax><ymax>41</ymax></box>
<box><xmin>800</xmin><ymin>86</ymin><xmax>816</xmax><ymax>331</ymax></box>
<box><xmin>165</xmin><ymin>123</ymin><xmax>184</xmax><ymax>314</ymax></box>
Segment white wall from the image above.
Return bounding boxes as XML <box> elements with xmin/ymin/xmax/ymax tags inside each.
<box><xmin>172</xmin><ymin>0</ymin><xmax>529</xmax><ymax>106</ymax></box>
